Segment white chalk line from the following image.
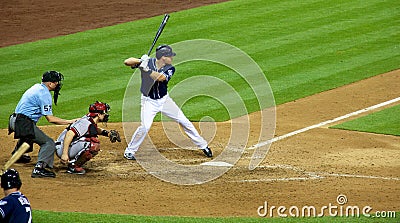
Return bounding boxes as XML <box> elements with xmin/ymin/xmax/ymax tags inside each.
<box><xmin>109</xmin><ymin>163</ymin><xmax>400</xmax><ymax>182</ymax></box>
<box><xmin>231</xmin><ymin>164</ymin><xmax>400</xmax><ymax>183</ymax></box>
<box><xmin>314</xmin><ymin>172</ymin><xmax>400</xmax><ymax>181</ymax></box>
<box><xmin>249</xmin><ymin>97</ymin><xmax>400</xmax><ymax>149</ymax></box>
<box><xmin>240</xmin><ymin>97</ymin><xmax>400</xmax><ymax>182</ymax></box>
<box><xmin>117</xmin><ymin>98</ymin><xmax>400</xmax><ymax>181</ymax></box>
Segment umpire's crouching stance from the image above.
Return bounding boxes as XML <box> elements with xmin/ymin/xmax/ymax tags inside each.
<box><xmin>8</xmin><ymin>71</ymin><xmax>79</xmax><ymax>178</ymax></box>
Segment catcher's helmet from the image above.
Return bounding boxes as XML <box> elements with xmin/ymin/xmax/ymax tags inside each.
<box><xmin>42</xmin><ymin>70</ymin><xmax>64</xmax><ymax>83</ymax></box>
<box><xmin>1</xmin><ymin>169</ymin><xmax>22</xmax><ymax>190</ymax></box>
<box><xmin>88</xmin><ymin>101</ymin><xmax>110</xmax><ymax>121</ymax></box>
<box><xmin>156</xmin><ymin>45</ymin><xmax>176</xmax><ymax>59</ymax></box>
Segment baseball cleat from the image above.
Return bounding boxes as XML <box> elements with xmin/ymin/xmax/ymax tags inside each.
<box><xmin>124</xmin><ymin>152</ymin><xmax>136</xmax><ymax>160</ymax></box>
<box><xmin>202</xmin><ymin>147</ymin><xmax>213</xmax><ymax>157</ymax></box>
<box><xmin>31</xmin><ymin>167</ymin><xmax>56</xmax><ymax>178</ymax></box>
<box><xmin>16</xmin><ymin>154</ymin><xmax>32</xmax><ymax>163</ymax></box>
<box><xmin>66</xmin><ymin>164</ymin><xmax>86</xmax><ymax>175</ymax></box>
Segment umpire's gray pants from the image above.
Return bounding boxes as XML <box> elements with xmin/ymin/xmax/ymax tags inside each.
<box><xmin>9</xmin><ymin>115</ymin><xmax>56</xmax><ymax>168</ymax></box>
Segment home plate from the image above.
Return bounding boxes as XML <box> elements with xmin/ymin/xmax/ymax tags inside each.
<box><xmin>201</xmin><ymin>161</ymin><xmax>233</xmax><ymax>167</ymax></box>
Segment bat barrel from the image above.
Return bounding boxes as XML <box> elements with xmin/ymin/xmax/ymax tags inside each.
<box><xmin>147</xmin><ymin>14</ymin><xmax>170</xmax><ymax>55</ymax></box>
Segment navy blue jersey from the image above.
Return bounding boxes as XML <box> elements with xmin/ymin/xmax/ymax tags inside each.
<box><xmin>140</xmin><ymin>58</ymin><xmax>175</xmax><ymax>99</ymax></box>
<box><xmin>0</xmin><ymin>192</ymin><xmax>32</xmax><ymax>223</ymax></box>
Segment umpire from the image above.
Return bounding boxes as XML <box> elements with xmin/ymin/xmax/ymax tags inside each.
<box><xmin>8</xmin><ymin>71</ymin><xmax>78</xmax><ymax>178</ymax></box>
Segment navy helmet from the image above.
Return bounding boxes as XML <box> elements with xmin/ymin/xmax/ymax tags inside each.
<box><xmin>1</xmin><ymin>169</ymin><xmax>22</xmax><ymax>190</ymax></box>
<box><xmin>156</xmin><ymin>45</ymin><xmax>176</xmax><ymax>59</ymax></box>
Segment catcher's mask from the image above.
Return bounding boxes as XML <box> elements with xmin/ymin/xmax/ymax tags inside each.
<box><xmin>156</xmin><ymin>44</ymin><xmax>176</xmax><ymax>60</ymax></box>
<box><xmin>1</xmin><ymin>169</ymin><xmax>22</xmax><ymax>190</ymax></box>
<box><xmin>88</xmin><ymin>101</ymin><xmax>110</xmax><ymax>122</ymax></box>
<box><xmin>42</xmin><ymin>70</ymin><xmax>64</xmax><ymax>105</ymax></box>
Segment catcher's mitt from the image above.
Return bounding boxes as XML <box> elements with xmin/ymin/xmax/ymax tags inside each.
<box><xmin>109</xmin><ymin>130</ymin><xmax>121</xmax><ymax>143</ymax></box>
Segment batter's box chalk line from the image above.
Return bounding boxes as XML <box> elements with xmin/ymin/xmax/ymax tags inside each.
<box><xmin>200</xmin><ymin>161</ymin><xmax>234</xmax><ymax>167</ymax></box>
<box><xmin>231</xmin><ymin>164</ymin><xmax>400</xmax><ymax>183</ymax></box>
<box><xmin>248</xmin><ymin>97</ymin><xmax>400</xmax><ymax>149</ymax></box>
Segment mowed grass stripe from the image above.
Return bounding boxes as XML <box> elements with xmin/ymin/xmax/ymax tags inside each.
<box><xmin>331</xmin><ymin>104</ymin><xmax>400</xmax><ymax>136</ymax></box>
<box><xmin>269</xmin><ymin>30</ymin><xmax>399</xmax><ymax>85</ymax></box>
<box><xmin>271</xmin><ymin>44</ymin><xmax>399</xmax><ymax>91</ymax></box>
<box><xmin>0</xmin><ymin>61</ymin><xmax>127</xmax><ymax>98</ymax></box>
<box><xmin>264</xmin><ymin>3</ymin><xmax>397</xmax><ymax>49</ymax></box>
<box><xmin>0</xmin><ymin>62</ymin><xmax>129</xmax><ymax>105</ymax></box>
<box><xmin>202</xmin><ymin>0</ymin><xmax>390</xmax><ymax>50</ymax></box>
<box><xmin>0</xmin><ymin>0</ymin><xmax>395</xmax><ymax>76</ymax></box>
<box><xmin>0</xmin><ymin>38</ymin><xmax>134</xmax><ymax>76</ymax></box>
<box><xmin>170</xmin><ymin>0</ymin><xmax>330</xmax><ymax>34</ymax></box>
<box><xmin>0</xmin><ymin>0</ymin><xmax>336</xmax><ymax>68</ymax></box>
<box><xmin>263</xmin><ymin>19</ymin><xmax>399</xmax><ymax>78</ymax></box>
<box><xmin>250</xmin><ymin>5</ymin><xmax>397</xmax><ymax>60</ymax></box>
<box><xmin>0</xmin><ymin>0</ymin><xmax>399</xmax><ymax>128</ymax></box>
<box><xmin>0</xmin><ymin>20</ymin><xmax>151</xmax><ymax>58</ymax></box>
<box><xmin>273</xmin><ymin>56</ymin><xmax>400</xmax><ymax>104</ymax></box>
<box><xmin>0</xmin><ymin>0</ymin><xmax>326</xmax><ymax>71</ymax></box>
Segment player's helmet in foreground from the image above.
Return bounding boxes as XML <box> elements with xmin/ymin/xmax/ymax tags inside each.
<box><xmin>88</xmin><ymin>101</ymin><xmax>110</xmax><ymax>122</ymax></box>
<box><xmin>1</xmin><ymin>169</ymin><xmax>22</xmax><ymax>190</ymax></box>
<box><xmin>156</xmin><ymin>44</ymin><xmax>176</xmax><ymax>59</ymax></box>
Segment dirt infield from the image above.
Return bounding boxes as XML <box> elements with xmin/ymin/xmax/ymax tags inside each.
<box><xmin>1</xmin><ymin>0</ymin><xmax>399</xmax><ymax>218</ymax></box>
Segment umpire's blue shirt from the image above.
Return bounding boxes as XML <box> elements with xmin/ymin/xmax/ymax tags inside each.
<box><xmin>15</xmin><ymin>83</ymin><xmax>53</xmax><ymax>123</ymax></box>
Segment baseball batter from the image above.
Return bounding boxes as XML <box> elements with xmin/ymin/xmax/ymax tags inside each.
<box><xmin>55</xmin><ymin>101</ymin><xmax>121</xmax><ymax>174</ymax></box>
<box><xmin>123</xmin><ymin>44</ymin><xmax>213</xmax><ymax>160</ymax></box>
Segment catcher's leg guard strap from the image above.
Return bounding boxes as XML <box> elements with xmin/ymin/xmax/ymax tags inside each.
<box><xmin>88</xmin><ymin>137</ymin><xmax>100</xmax><ymax>156</ymax></box>
<box><xmin>75</xmin><ymin>138</ymin><xmax>100</xmax><ymax>166</ymax></box>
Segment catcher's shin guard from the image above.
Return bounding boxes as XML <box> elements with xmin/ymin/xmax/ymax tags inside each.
<box><xmin>75</xmin><ymin>137</ymin><xmax>101</xmax><ymax>166</ymax></box>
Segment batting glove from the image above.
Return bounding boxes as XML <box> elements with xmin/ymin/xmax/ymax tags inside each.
<box><xmin>140</xmin><ymin>54</ymin><xmax>150</xmax><ymax>62</ymax></box>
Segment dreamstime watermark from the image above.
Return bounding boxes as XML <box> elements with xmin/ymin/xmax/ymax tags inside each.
<box><xmin>257</xmin><ymin>194</ymin><xmax>396</xmax><ymax>218</ymax></box>
<box><xmin>122</xmin><ymin>39</ymin><xmax>276</xmax><ymax>185</ymax></box>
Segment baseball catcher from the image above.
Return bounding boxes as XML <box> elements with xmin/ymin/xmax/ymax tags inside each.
<box><xmin>55</xmin><ymin>101</ymin><xmax>121</xmax><ymax>174</ymax></box>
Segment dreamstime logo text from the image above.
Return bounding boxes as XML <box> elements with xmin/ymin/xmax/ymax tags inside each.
<box><xmin>257</xmin><ymin>194</ymin><xmax>396</xmax><ymax>218</ymax></box>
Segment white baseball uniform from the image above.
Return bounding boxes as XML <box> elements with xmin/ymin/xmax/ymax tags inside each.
<box><xmin>125</xmin><ymin>58</ymin><xmax>208</xmax><ymax>156</ymax></box>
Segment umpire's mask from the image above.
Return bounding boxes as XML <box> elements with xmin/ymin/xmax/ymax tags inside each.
<box><xmin>42</xmin><ymin>71</ymin><xmax>64</xmax><ymax>105</ymax></box>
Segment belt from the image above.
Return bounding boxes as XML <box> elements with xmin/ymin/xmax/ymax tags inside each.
<box><xmin>10</xmin><ymin>113</ymin><xmax>35</xmax><ymax>124</ymax></box>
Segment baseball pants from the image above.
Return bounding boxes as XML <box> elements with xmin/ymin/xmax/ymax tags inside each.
<box><xmin>55</xmin><ymin>140</ymin><xmax>90</xmax><ymax>163</ymax></box>
<box><xmin>125</xmin><ymin>94</ymin><xmax>208</xmax><ymax>155</ymax></box>
<box><xmin>9</xmin><ymin>115</ymin><xmax>56</xmax><ymax>168</ymax></box>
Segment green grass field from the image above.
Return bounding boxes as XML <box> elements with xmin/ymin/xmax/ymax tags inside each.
<box><xmin>32</xmin><ymin>210</ymin><xmax>399</xmax><ymax>223</ymax></box>
<box><xmin>1</xmin><ymin>0</ymin><xmax>399</xmax><ymax>128</ymax></box>
<box><xmin>331</xmin><ymin>105</ymin><xmax>400</xmax><ymax>136</ymax></box>
<box><xmin>1</xmin><ymin>0</ymin><xmax>399</xmax><ymax>222</ymax></box>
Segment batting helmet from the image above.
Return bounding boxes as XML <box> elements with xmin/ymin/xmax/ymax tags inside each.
<box><xmin>156</xmin><ymin>45</ymin><xmax>176</xmax><ymax>59</ymax></box>
<box><xmin>1</xmin><ymin>169</ymin><xmax>22</xmax><ymax>190</ymax></box>
<box><xmin>88</xmin><ymin>101</ymin><xmax>110</xmax><ymax>121</ymax></box>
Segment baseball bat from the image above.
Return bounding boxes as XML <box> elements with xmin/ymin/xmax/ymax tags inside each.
<box><xmin>1</xmin><ymin>142</ymin><xmax>30</xmax><ymax>173</ymax></box>
<box><xmin>147</xmin><ymin>14</ymin><xmax>170</xmax><ymax>55</ymax></box>
<box><xmin>126</xmin><ymin>14</ymin><xmax>170</xmax><ymax>67</ymax></box>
